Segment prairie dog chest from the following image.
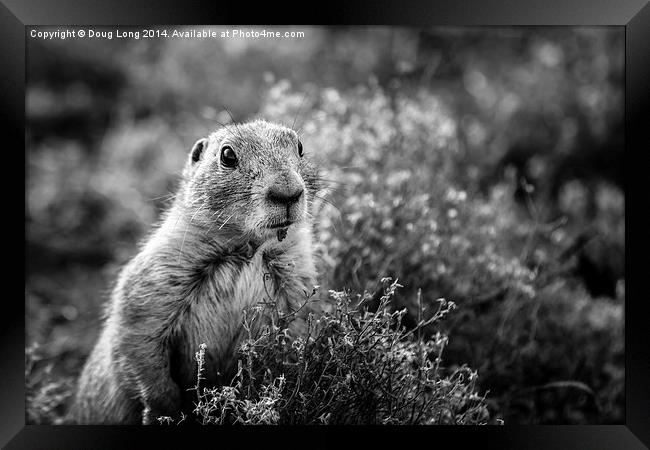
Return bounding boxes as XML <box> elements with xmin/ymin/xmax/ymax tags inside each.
<box><xmin>171</xmin><ymin>239</ymin><xmax>315</xmax><ymax>390</ymax></box>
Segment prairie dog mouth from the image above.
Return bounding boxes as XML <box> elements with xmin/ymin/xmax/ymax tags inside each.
<box><xmin>267</xmin><ymin>220</ymin><xmax>293</xmax><ymax>229</ymax></box>
<box><xmin>265</xmin><ymin>220</ymin><xmax>292</xmax><ymax>242</ymax></box>
<box><xmin>266</xmin><ymin>221</ymin><xmax>293</xmax><ymax>242</ymax></box>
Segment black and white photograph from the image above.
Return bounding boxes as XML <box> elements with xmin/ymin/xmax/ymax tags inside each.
<box><xmin>25</xmin><ymin>25</ymin><xmax>626</xmax><ymax>426</ymax></box>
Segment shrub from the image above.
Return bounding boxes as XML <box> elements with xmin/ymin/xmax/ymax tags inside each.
<box><xmin>160</xmin><ymin>279</ymin><xmax>491</xmax><ymax>425</ymax></box>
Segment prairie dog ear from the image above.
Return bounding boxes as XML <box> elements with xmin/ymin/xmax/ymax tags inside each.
<box><xmin>189</xmin><ymin>138</ymin><xmax>209</xmax><ymax>164</ymax></box>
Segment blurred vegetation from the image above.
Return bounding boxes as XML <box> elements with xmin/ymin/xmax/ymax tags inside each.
<box><xmin>26</xmin><ymin>26</ymin><xmax>624</xmax><ymax>424</ymax></box>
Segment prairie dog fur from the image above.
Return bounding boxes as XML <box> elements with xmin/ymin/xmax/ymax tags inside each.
<box><xmin>71</xmin><ymin>120</ymin><xmax>321</xmax><ymax>424</ymax></box>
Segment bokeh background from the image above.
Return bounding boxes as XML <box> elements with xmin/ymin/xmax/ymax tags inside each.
<box><xmin>26</xmin><ymin>26</ymin><xmax>624</xmax><ymax>424</ymax></box>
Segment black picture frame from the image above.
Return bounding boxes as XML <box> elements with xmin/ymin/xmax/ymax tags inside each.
<box><xmin>4</xmin><ymin>0</ymin><xmax>649</xmax><ymax>448</ymax></box>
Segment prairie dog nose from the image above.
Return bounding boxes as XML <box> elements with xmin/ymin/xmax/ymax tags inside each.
<box><xmin>266</xmin><ymin>172</ymin><xmax>304</xmax><ymax>205</ymax></box>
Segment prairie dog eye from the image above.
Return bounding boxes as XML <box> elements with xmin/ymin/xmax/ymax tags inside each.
<box><xmin>220</xmin><ymin>145</ymin><xmax>238</xmax><ymax>168</ymax></box>
<box><xmin>297</xmin><ymin>141</ymin><xmax>304</xmax><ymax>157</ymax></box>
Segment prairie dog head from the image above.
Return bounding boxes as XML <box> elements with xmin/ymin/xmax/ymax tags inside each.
<box><xmin>181</xmin><ymin>119</ymin><xmax>319</xmax><ymax>245</ymax></box>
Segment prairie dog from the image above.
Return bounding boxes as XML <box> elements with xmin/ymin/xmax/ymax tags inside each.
<box><xmin>71</xmin><ymin>120</ymin><xmax>321</xmax><ymax>424</ymax></box>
